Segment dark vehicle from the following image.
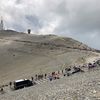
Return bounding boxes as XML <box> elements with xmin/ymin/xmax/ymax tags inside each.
<box><xmin>14</xmin><ymin>79</ymin><xmax>33</xmax><ymax>90</ymax></box>
<box><xmin>72</xmin><ymin>67</ymin><xmax>84</xmax><ymax>74</ymax></box>
<box><xmin>88</xmin><ymin>63</ymin><xmax>96</xmax><ymax>69</ymax></box>
<box><xmin>96</xmin><ymin>60</ymin><xmax>100</xmax><ymax>65</ymax></box>
<box><xmin>65</xmin><ymin>68</ymin><xmax>71</xmax><ymax>72</ymax></box>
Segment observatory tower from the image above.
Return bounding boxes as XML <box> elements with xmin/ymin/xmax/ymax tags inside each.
<box><xmin>0</xmin><ymin>17</ymin><xmax>4</xmax><ymax>30</ymax></box>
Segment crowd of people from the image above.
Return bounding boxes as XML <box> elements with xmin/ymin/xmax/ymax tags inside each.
<box><xmin>0</xmin><ymin>59</ymin><xmax>100</xmax><ymax>93</ymax></box>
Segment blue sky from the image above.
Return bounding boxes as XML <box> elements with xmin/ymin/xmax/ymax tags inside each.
<box><xmin>0</xmin><ymin>0</ymin><xmax>100</xmax><ymax>49</ymax></box>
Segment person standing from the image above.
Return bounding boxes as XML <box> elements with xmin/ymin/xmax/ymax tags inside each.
<box><xmin>44</xmin><ymin>73</ymin><xmax>47</xmax><ymax>79</ymax></box>
<box><xmin>9</xmin><ymin>82</ymin><xmax>12</xmax><ymax>88</ymax></box>
<box><xmin>31</xmin><ymin>76</ymin><xmax>34</xmax><ymax>81</ymax></box>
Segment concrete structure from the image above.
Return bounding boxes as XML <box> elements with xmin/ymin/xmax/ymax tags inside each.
<box><xmin>0</xmin><ymin>17</ymin><xmax>4</xmax><ymax>30</ymax></box>
<box><xmin>27</xmin><ymin>29</ymin><xmax>31</xmax><ymax>34</ymax></box>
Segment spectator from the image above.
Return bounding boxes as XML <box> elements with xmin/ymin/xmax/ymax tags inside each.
<box><xmin>44</xmin><ymin>74</ymin><xmax>47</xmax><ymax>79</ymax></box>
<box><xmin>9</xmin><ymin>82</ymin><xmax>12</xmax><ymax>88</ymax></box>
<box><xmin>31</xmin><ymin>76</ymin><xmax>34</xmax><ymax>81</ymax></box>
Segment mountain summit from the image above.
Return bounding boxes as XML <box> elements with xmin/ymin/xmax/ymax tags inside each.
<box><xmin>0</xmin><ymin>30</ymin><xmax>99</xmax><ymax>83</ymax></box>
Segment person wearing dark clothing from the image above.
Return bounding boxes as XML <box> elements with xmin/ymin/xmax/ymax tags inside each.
<box><xmin>44</xmin><ymin>74</ymin><xmax>47</xmax><ymax>79</ymax></box>
<box><xmin>48</xmin><ymin>75</ymin><xmax>52</xmax><ymax>81</ymax></box>
<box><xmin>62</xmin><ymin>70</ymin><xmax>63</xmax><ymax>74</ymax></box>
<box><xmin>35</xmin><ymin>74</ymin><xmax>38</xmax><ymax>81</ymax></box>
<box><xmin>31</xmin><ymin>77</ymin><xmax>34</xmax><ymax>81</ymax></box>
<box><xmin>9</xmin><ymin>82</ymin><xmax>12</xmax><ymax>88</ymax></box>
<box><xmin>0</xmin><ymin>87</ymin><xmax>3</xmax><ymax>92</ymax></box>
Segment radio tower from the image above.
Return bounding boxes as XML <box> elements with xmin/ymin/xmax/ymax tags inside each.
<box><xmin>0</xmin><ymin>16</ymin><xmax>4</xmax><ymax>30</ymax></box>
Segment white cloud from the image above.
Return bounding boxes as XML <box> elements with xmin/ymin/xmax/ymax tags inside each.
<box><xmin>0</xmin><ymin>0</ymin><xmax>100</xmax><ymax>49</ymax></box>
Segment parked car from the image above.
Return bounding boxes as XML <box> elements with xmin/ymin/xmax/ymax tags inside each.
<box><xmin>13</xmin><ymin>79</ymin><xmax>33</xmax><ymax>90</ymax></box>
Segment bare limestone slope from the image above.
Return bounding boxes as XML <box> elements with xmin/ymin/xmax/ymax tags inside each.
<box><xmin>0</xmin><ymin>30</ymin><xmax>99</xmax><ymax>85</ymax></box>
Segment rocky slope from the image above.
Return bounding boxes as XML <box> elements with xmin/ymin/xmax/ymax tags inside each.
<box><xmin>0</xmin><ymin>30</ymin><xmax>99</xmax><ymax>85</ymax></box>
<box><xmin>0</xmin><ymin>64</ymin><xmax>100</xmax><ymax>100</ymax></box>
